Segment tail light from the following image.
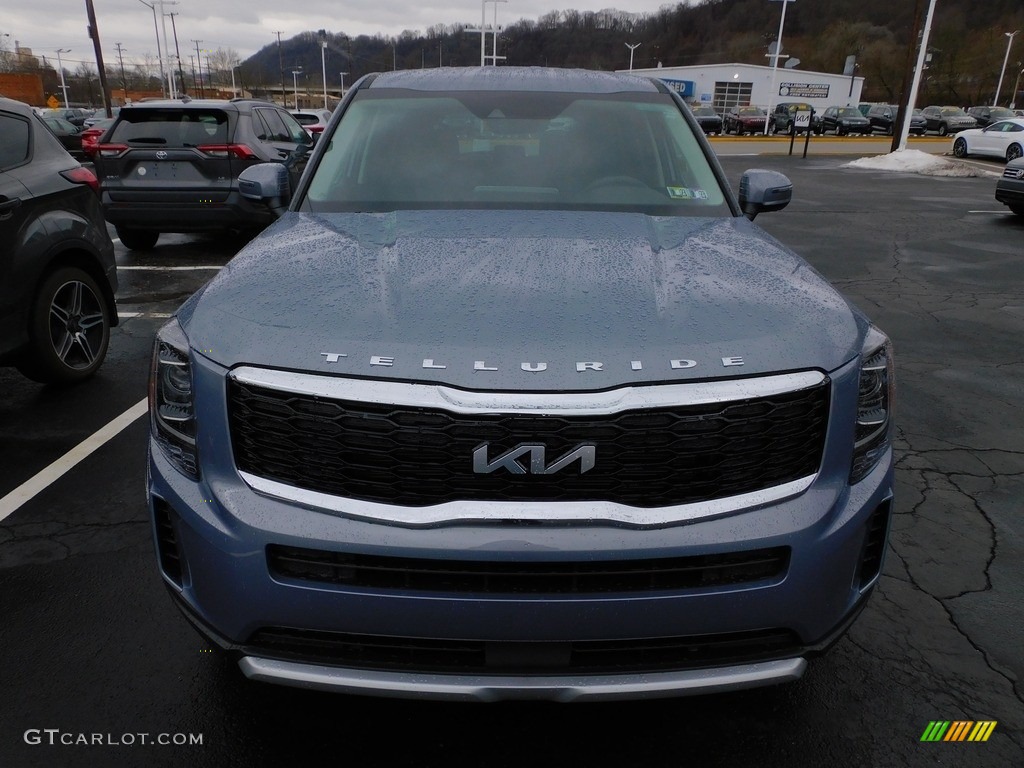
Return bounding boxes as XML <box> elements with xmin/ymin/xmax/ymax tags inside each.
<box><xmin>59</xmin><ymin>167</ymin><xmax>100</xmax><ymax>194</ymax></box>
<box><xmin>197</xmin><ymin>144</ymin><xmax>257</xmax><ymax>159</ymax></box>
<box><xmin>308</xmin><ymin>125</ymin><xmax>325</xmax><ymax>134</ymax></box>
<box><xmin>97</xmin><ymin>143</ymin><xmax>128</xmax><ymax>157</ymax></box>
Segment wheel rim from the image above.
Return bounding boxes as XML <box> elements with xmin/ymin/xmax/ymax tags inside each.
<box><xmin>954</xmin><ymin>139</ymin><xmax>967</xmax><ymax>157</ymax></box>
<box><xmin>1008</xmin><ymin>144</ymin><xmax>1023</xmax><ymax>162</ymax></box>
<box><xmin>48</xmin><ymin>280</ymin><xmax>106</xmax><ymax>370</ymax></box>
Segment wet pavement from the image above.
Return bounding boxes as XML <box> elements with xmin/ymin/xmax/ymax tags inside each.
<box><xmin>1</xmin><ymin>149</ymin><xmax>1021</xmax><ymax>767</ymax></box>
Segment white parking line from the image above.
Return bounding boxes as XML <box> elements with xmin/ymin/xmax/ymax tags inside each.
<box><xmin>118</xmin><ymin>265</ymin><xmax>222</xmax><ymax>271</ymax></box>
<box><xmin>0</xmin><ymin>398</ymin><xmax>149</xmax><ymax>523</ymax></box>
<box><xmin>119</xmin><ymin>312</ymin><xmax>173</xmax><ymax>319</ymax></box>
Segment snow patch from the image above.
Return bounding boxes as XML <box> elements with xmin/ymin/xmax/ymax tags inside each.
<box><xmin>842</xmin><ymin>149</ymin><xmax>996</xmax><ymax>177</ymax></box>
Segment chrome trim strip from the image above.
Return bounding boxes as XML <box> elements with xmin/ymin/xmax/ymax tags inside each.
<box><xmin>229</xmin><ymin>367</ymin><xmax>826</xmax><ymax>415</ymax></box>
<box><xmin>238</xmin><ymin>656</ymin><xmax>806</xmax><ymax>702</ymax></box>
<box><xmin>238</xmin><ymin>471</ymin><xmax>816</xmax><ymax>528</ymax></box>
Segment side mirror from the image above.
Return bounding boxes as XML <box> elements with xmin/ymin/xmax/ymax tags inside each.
<box><xmin>738</xmin><ymin>169</ymin><xmax>793</xmax><ymax>220</ymax></box>
<box><xmin>238</xmin><ymin>163</ymin><xmax>290</xmax><ymax>217</ymax></box>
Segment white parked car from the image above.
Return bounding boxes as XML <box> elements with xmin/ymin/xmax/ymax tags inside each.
<box><xmin>951</xmin><ymin>118</ymin><xmax>1024</xmax><ymax>162</ymax></box>
<box><xmin>289</xmin><ymin>108</ymin><xmax>332</xmax><ymax>140</ymax></box>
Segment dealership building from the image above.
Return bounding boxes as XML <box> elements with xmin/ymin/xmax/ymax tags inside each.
<box><xmin>621</xmin><ymin>62</ymin><xmax>865</xmax><ymax>114</ymax></box>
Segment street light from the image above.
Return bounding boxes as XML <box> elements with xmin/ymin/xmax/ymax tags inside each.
<box><xmin>994</xmin><ymin>31</ymin><xmax>1020</xmax><ymax>107</ymax></box>
<box><xmin>626</xmin><ymin>42</ymin><xmax>641</xmax><ymax>71</ymax></box>
<box><xmin>321</xmin><ymin>41</ymin><xmax>328</xmax><ymax>109</ymax></box>
<box><xmin>55</xmin><ymin>48</ymin><xmax>71</xmax><ymax>107</ymax></box>
<box><xmin>339</xmin><ymin>71</ymin><xmax>348</xmax><ymax>102</ymax></box>
<box><xmin>764</xmin><ymin>0</ymin><xmax>794</xmax><ymax>136</ymax></box>
<box><xmin>1011</xmin><ymin>67</ymin><xmax>1024</xmax><ymax>110</ymax></box>
<box><xmin>291</xmin><ymin>68</ymin><xmax>302</xmax><ymax>110</ymax></box>
<box><xmin>136</xmin><ymin>0</ymin><xmax>166</xmax><ymax>97</ymax></box>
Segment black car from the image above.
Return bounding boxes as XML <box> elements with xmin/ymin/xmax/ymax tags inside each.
<box><xmin>93</xmin><ymin>97</ymin><xmax>314</xmax><ymax>250</ymax></box>
<box><xmin>42</xmin><ymin>107</ymin><xmax>91</xmax><ymax>127</ymax></box>
<box><xmin>966</xmin><ymin>105</ymin><xmax>1016</xmax><ymax>128</ymax></box>
<box><xmin>995</xmin><ymin>158</ymin><xmax>1024</xmax><ymax>217</ymax></box>
<box><xmin>690</xmin><ymin>105</ymin><xmax>722</xmax><ymax>135</ymax></box>
<box><xmin>769</xmin><ymin>102</ymin><xmax>815</xmax><ymax>135</ymax></box>
<box><xmin>817</xmin><ymin>106</ymin><xmax>873</xmax><ymax>136</ymax></box>
<box><xmin>40</xmin><ymin>115</ymin><xmax>86</xmax><ymax>160</ymax></box>
<box><xmin>0</xmin><ymin>97</ymin><xmax>118</xmax><ymax>384</ymax></box>
<box><xmin>920</xmin><ymin>106</ymin><xmax>977</xmax><ymax>136</ymax></box>
<box><xmin>866</xmin><ymin>104</ymin><xmax>927</xmax><ymax>136</ymax></box>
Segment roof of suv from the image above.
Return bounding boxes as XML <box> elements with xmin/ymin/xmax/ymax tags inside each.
<box><xmin>360</xmin><ymin>67</ymin><xmax>663</xmax><ymax>95</ymax></box>
<box><xmin>120</xmin><ymin>97</ymin><xmax>279</xmax><ymax>113</ymax></box>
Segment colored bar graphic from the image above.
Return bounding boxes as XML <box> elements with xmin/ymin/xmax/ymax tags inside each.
<box><xmin>921</xmin><ymin>720</ymin><xmax>997</xmax><ymax>742</ymax></box>
<box><xmin>945</xmin><ymin>721</ymin><xmax>972</xmax><ymax>741</ymax></box>
<box><xmin>921</xmin><ymin>721</ymin><xmax>950</xmax><ymax>742</ymax></box>
<box><xmin>968</xmin><ymin>722</ymin><xmax>997</xmax><ymax>742</ymax></box>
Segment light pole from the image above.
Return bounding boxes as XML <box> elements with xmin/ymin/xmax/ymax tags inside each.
<box><xmin>231</xmin><ymin>61</ymin><xmax>240</xmax><ymax>99</ymax></box>
<box><xmin>764</xmin><ymin>0</ymin><xmax>794</xmax><ymax>136</ymax></box>
<box><xmin>626</xmin><ymin>42</ymin><xmax>641</xmax><ymax>71</ymax></box>
<box><xmin>321</xmin><ymin>41</ymin><xmax>328</xmax><ymax>108</ymax></box>
<box><xmin>55</xmin><ymin>48</ymin><xmax>71</xmax><ymax>107</ymax></box>
<box><xmin>994</xmin><ymin>30</ymin><xmax>1020</xmax><ymax>107</ymax></box>
<box><xmin>136</xmin><ymin>0</ymin><xmax>166</xmax><ymax>97</ymax></box>
<box><xmin>291</xmin><ymin>68</ymin><xmax>302</xmax><ymax>110</ymax></box>
<box><xmin>339</xmin><ymin>72</ymin><xmax>348</xmax><ymax>102</ymax></box>
<box><xmin>1011</xmin><ymin>67</ymin><xmax>1024</xmax><ymax>110</ymax></box>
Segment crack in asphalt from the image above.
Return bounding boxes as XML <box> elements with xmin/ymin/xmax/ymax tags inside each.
<box><xmin>889</xmin><ymin>434</ymin><xmax>1024</xmax><ymax>712</ymax></box>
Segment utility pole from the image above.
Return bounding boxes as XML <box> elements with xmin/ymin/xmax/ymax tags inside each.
<box><xmin>896</xmin><ymin>0</ymin><xmax>938</xmax><ymax>152</ymax></box>
<box><xmin>188</xmin><ymin>54</ymin><xmax>198</xmax><ymax>94</ymax></box>
<box><xmin>192</xmin><ymin>40</ymin><xmax>204</xmax><ymax>97</ymax></box>
<box><xmin>115</xmin><ymin>42</ymin><xmax>128</xmax><ymax>104</ymax></box>
<box><xmin>321</xmin><ymin>40</ymin><xmax>328</xmax><ymax>108</ymax></box>
<box><xmin>890</xmin><ymin>0</ymin><xmax>926</xmax><ymax>153</ymax></box>
<box><xmin>275</xmin><ymin>31</ymin><xmax>286</xmax><ymax>106</ymax></box>
<box><xmin>85</xmin><ymin>0</ymin><xmax>113</xmax><ymax>114</ymax></box>
<box><xmin>155</xmin><ymin>0</ymin><xmax>177</xmax><ymax>98</ymax></box>
<box><xmin>168</xmin><ymin>12</ymin><xmax>187</xmax><ymax>96</ymax></box>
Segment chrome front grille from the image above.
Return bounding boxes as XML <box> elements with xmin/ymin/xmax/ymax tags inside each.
<box><xmin>227</xmin><ymin>369</ymin><xmax>829</xmax><ymax>510</ymax></box>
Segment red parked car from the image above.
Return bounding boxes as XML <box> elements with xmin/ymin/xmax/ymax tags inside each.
<box><xmin>80</xmin><ymin>117</ymin><xmax>116</xmax><ymax>159</ymax></box>
<box><xmin>723</xmin><ymin>105</ymin><xmax>768</xmax><ymax>135</ymax></box>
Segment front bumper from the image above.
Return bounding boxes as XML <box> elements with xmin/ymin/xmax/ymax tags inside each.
<box><xmin>147</xmin><ymin>355</ymin><xmax>894</xmax><ymax>701</ymax></box>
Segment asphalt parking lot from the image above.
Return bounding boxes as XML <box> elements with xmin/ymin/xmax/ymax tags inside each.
<box><xmin>1</xmin><ymin>141</ymin><xmax>1022</xmax><ymax>767</ymax></box>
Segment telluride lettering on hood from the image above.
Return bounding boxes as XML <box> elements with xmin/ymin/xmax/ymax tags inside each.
<box><xmin>147</xmin><ymin>67</ymin><xmax>895</xmax><ymax>702</ymax></box>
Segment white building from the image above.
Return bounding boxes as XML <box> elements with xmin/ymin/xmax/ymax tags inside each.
<box><xmin>620</xmin><ymin>62</ymin><xmax>865</xmax><ymax>115</ymax></box>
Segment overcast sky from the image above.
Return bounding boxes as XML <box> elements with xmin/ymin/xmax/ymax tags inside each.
<box><xmin>4</xmin><ymin>0</ymin><xmax>679</xmax><ymax>72</ymax></box>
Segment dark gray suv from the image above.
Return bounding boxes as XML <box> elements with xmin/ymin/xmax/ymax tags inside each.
<box><xmin>94</xmin><ymin>98</ymin><xmax>313</xmax><ymax>250</ymax></box>
<box><xmin>0</xmin><ymin>97</ymin><xmax>118</xmax><ymax>384</ymax></box>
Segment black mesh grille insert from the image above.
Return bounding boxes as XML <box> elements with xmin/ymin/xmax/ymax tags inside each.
<box><xmin>859</xmin><ymin>499</ymin><xmax>891</xmax><ymax>589</ymax></box>
<box><xmin>153</xmin><ymin>498</ymin><xmax>184</xmax><ymax>587</ymax></box>
<box><xmin>228</xmin><ymin>376</ymin><xmax>829</xmax><ymax>507</ymax></box>
<box><xmin>267</xmin><ymin>544</ymin><xmax>790</xmax><ymax>593</ymax></box>
<box><xmin>245</xmin><ymin>626</ymin><xmax>802</xmax><ymax>673</ymax></box>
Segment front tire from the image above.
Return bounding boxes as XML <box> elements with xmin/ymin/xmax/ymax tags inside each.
<box><xmin>1006</xmin><ymin>143</ymin><xmax>1023</xmax><ymax>162</ymax></box>
<box><xmin>953</xmin><ymin>138</ymin><xmax>968</xmax><ymax>158</ymax></box>
<box><xmin>115</xmin><ymin>227</ymin><xmax>159</xmax><ymax>251</ymax></box>
<box><xmin>16</xmin><ymin>267</ymin><xmax>111</xmax><ymax>385</ymax></box>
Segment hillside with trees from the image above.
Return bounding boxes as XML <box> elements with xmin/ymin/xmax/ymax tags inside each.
<box><xmin>2</xmin><ymin>0</ymin><xmax>1022</xmax><ymax>107</ymax></box>
<box><xmin>238</xmin><ymin>0</ymin><xmax>1024</xmax><ymax>106</ymax></box>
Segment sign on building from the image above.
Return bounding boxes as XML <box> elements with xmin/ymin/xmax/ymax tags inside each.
<box><xmin>779</xmin><ymin>82</ymin><xmax>830</xmax><ymax>99</ymax></box>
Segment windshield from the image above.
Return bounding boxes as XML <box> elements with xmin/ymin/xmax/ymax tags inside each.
<box><xmin>303</xmin><ymin>89</ymin><xmax>729</xmax><ymax>216</ymax></box>
<box><xmin>989</xmin><ymin>107</ymin><xmax>1014</xmax><ymax>119</ymax></box>
<box><xmin>940</xmin><ymin>107</ymin><xmax>967</xmax><ymax>116</ymax></box>
<box><xmin>738</xmin><ymin>107</ymin><xmax>765</xmax><ymax>116</ymax></box>
<box><xmin>837</xmin><ymin>108</ymin><xmax>861</xmax><ymax>117</ymax></box>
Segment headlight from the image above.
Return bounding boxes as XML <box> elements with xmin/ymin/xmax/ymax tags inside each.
<box><xmin>850</xmin><ymin>326</ymin><xmax>895</xmax><ymax>483</ymax></box>
<box><xmin>149</xmin><ymin>318</ymin><xmax>199</xmax><ymax>479</ymax></box>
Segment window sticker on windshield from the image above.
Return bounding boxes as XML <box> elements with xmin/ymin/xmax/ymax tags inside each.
<box><xmin>667</xmin><ymin>187</ymin><xmax>709</xmax><ymax>200</ymax></box>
